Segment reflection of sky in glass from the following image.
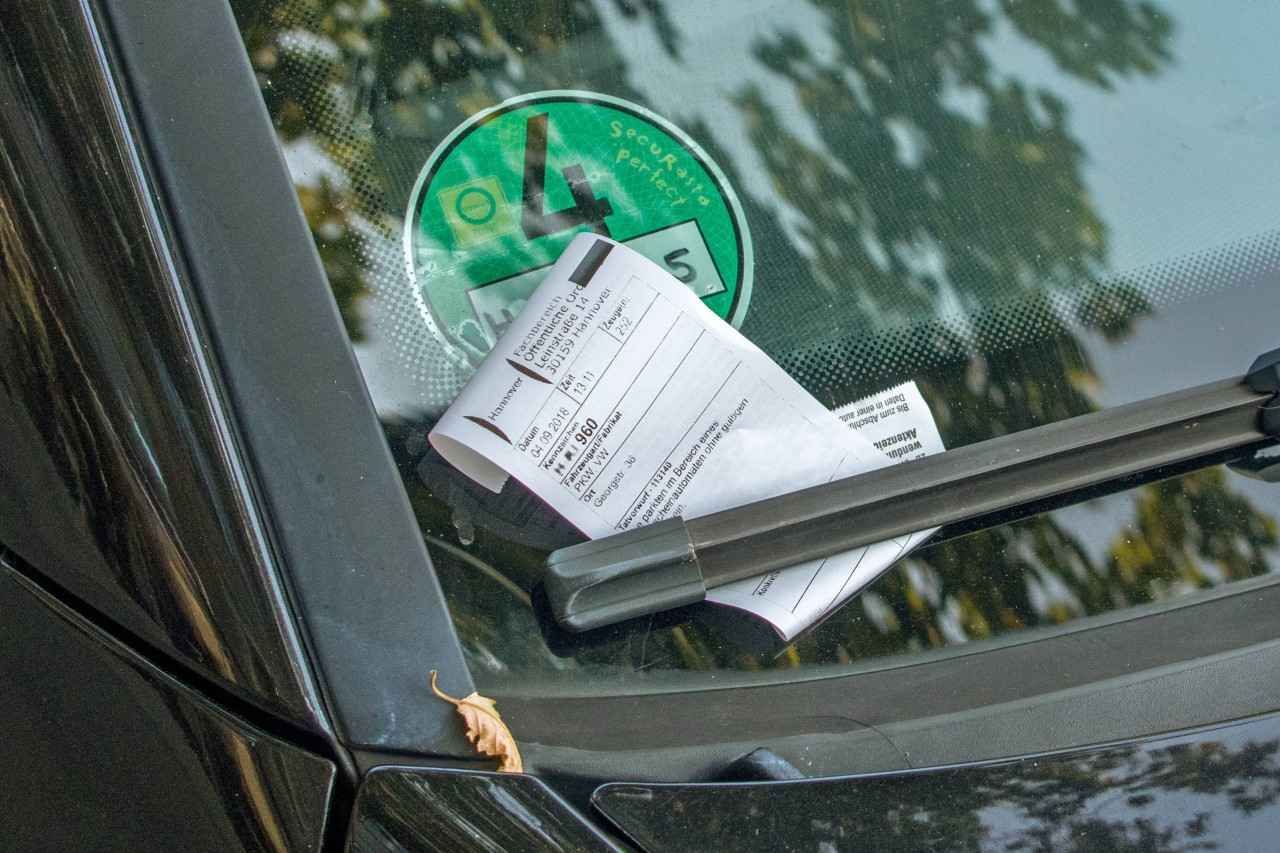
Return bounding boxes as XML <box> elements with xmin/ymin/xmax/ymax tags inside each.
<box><xmin>1040</xmin><ymin>1</ymin><xmax>1280</xmax><ymax>271</ymax></box>
<box><xmin>596</xmin><ymin>0</ymin><xmax>837</xmax><ymax>261</ymax></box>
<box><xmin>976</xmin><ymin>719</ymin><xmax>1280</xmax><ymax>851</ymax></box>
<box><xmin>583</xmin><ymin>0</ymin><xmax>1280</xmax><ymax>517</ymax></box>
<box><xmin>358</xmin><ymin>0</ymin><xmax>1280</xmax><ymax>415</ymax></box>
<box><xmin>603</xmin><ymin>1</ymin><xmax>1278</xmax><ymax>378</ymax></box>
<box><xmin>598</xmin><ymin>0</ymin><xmax>1280</xmax><ymax>280</ymax></box>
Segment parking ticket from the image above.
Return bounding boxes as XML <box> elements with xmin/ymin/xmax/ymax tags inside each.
<box><xmin>430</xmin><ymin>233</ymin><xmax>943</xmax><ymax>638</ymax></box>
<box><xmin>705</xmin><ymin>381</ymin><xmax>945</xmax><ymax>639</ymax></box>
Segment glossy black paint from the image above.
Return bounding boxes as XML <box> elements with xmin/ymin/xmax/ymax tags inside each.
<box><xmin>5</xmin><ymin>1</ymin><xmax>1279</xmax><ymax>850</ymax></box>
<box><xmin>348</xmin><ymin>767</ymin><xmax>625</xmax><ymax>853</ymax></box>
<box><xmin>99</xmin><ymin>0</ymin><xmax>477</xmax><ymax>755</ymax></box>
<box><xmin>0</xmin><ymin>559</ymin><xmax>335</xmax><ymax>852</ymax></box>
<box><xmin>0</xmin><ymin>0</ymin><xmax>325</xmax><ymax>730</ymax></box>
<box><xmin>594</xmin><ymin>710</ymin><xmax>1280</xmax><ymax>852</ymax></box>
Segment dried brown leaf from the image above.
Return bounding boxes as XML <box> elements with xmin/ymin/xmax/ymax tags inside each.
<box><xmin>430</xmin><ymin>670</ymin><xmax>523</xmax><ymax>773</ymax></box>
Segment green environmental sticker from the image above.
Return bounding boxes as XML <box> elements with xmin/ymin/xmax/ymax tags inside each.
<box><xmin>406</xmin><ymin>91</ymin><xmax>753</xmax><ymax>363</ymax></box>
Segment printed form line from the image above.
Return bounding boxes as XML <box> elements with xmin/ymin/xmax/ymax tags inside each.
<box><xmin>521</xmin><ymin>283</ymin><xmax>662</xmax><ymax>474</ymax></box>
<box><xmin>545</xmin><ymin>283</ymin><xmax>661</xmax><ymax>450</ymax></box>
<box><xmin>613</xmin><ymin>361</ymin><xmax>741</xmax><ymax>530</ymax></box>
<box><xmin>558</xmin><ymin>297</ymin><xmax>683</xmax><ymax>488</ymax></box>
<box><xmin>575</xmin><ymin>327</ymin><xmax>707</xmax><ymax>495</ymax></box>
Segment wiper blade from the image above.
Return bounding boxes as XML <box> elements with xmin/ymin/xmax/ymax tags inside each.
<box><xmin>545</xmin><ymin>351</ymin><xmax>1280</xmax><ymax>631</ymax></box>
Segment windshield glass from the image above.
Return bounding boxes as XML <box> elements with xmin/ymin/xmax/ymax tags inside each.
<box><xmin>233</xmin><ymin>0</ymin><xmax>1280</xmax><ymax>688</ymax></box>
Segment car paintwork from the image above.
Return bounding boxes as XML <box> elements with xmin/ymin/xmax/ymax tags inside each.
<box><xmin>347</xmin><ymin>767</ymin><xmax>626</xmax><ymax>852</ymax></box>
<box><xmin>0</xmin><ymin>560</ymin><xmax>335</xmax><ymax>852</ymax></box>
<box><xmin>595</xmin><ymin>709</ymin><xmax>1280</xmax><ymax>851</ymax></box>
<box><xmin>0</xmin><ymin>0</ymin><xmax>325</xmax><ymax>732</ymax></box>
<box><xmin>1</xmin><ymin>0</ymin><xmax>1279</xmax><ymax>850</ymax></box>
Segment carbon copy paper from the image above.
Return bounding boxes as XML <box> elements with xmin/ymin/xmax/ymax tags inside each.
<box><xmin>430</xmin><ymin>233</ymin><xmax>943</xmax><ymax>639</ymax></box>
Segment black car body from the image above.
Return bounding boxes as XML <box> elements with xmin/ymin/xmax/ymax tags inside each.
<box><xmin>4</xmin><ymin>1</ymin><xmax>1280</xmax><ymax>851</ymax></box>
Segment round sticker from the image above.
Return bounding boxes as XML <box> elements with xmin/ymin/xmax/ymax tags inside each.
<box><xmin>405</xmin><ymin>91</ymin><xmax>753</xmax><ymax>363</ymax></box>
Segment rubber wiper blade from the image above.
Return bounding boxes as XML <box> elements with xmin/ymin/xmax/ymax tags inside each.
<box><xmin>545</xmin><ymin>351</ymin><xmax>1280</xmax><ymax>631</ymax></box>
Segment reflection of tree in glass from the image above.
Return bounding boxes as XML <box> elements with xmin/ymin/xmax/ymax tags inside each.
<box><xmin>1108</xmin><ymin>470</ymin><xmax>1276</xmax><ymax>603</ymax></box>
<box><xmin>986</xmin><ymin>732</ymin><xmax>1280</xmax><ymax>850</ymax></box>
<box><xmin>233</xmin><ymin>0</ymin><xmax>648</xmax><ymax>340</ymax></box>
<box><xmin>729</xmin><ymin>0</ymin><xmax>1276</xmax><ymax>665</ymax></box>
<box><xmin>734</xmin><ymin>0</ymin><xmax>1171</xmax><ymax>419</ymax></box>
<box><xmin>232</xmin><ymin>0</ymin><xmax>1277</xmax><ymax>676</ymax></box>
<box><xmin>619</xmin><ymin>726</ymin><xmax>1280</xmax><ymax>850</ymax></box>
<box><xmin>236</xmin><ymin>0</ymin><xmax>388</xmax><ymax>340</ymax></box>
<box><xmin>736</xmin><ymin>0</ymin><xmax>1170</xmax><ymax>364</ymax></box>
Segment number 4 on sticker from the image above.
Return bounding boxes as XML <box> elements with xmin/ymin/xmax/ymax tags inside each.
<box><xmin>521</xmin><ymin>113</ymin><xmax>614</xmax><ymax>240</ymax></box>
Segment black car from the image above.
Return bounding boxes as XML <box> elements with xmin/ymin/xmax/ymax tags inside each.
<box><xmin>5</xmin><ymin>0</ymin><xmax>1280</xmax><ymax>850</ymax></box>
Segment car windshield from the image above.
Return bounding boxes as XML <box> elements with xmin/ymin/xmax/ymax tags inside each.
<box><xmin>232</xmin><ymin>0</ymin><xmax>1280</xmax><ymax>690</ymax></box>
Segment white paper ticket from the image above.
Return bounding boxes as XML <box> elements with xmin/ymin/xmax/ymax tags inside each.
<box><xmin>706</xmin><ymin>382</ymin><xmax>945</xmax><ymax>639</ymax></box>
<box><xmin>430</xmin><ymin>233</ymin><xmax>943</xmax><ymax>638</ymax></box>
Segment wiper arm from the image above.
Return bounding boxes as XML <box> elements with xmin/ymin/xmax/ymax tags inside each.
<box><xmin>545</xmin><ymin>350</ymin><xmax>1280</xmax><ymax>631</ymax></box>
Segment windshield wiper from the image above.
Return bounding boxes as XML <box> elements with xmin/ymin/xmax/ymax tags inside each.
<box><xmin>544</xmin><ymin>350</ymin><xmax>1280</xmax><ymax>631</ymax></box>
